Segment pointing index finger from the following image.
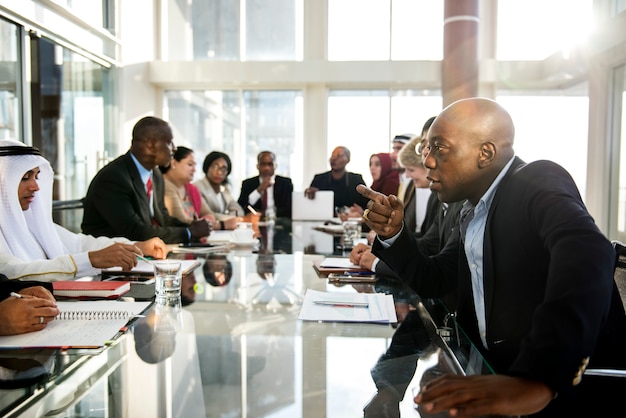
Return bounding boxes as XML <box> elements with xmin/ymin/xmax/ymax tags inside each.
<box><xmin>356</xmin><ymin>184</ymin><xmax>386</xmax><ymax>204</ymax></box>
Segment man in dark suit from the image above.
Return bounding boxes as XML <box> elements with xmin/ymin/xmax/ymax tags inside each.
<box><xmin>305</xmin><ymin>146</ymin><xmax>369</xmax><ymax>217</ymax></box>
<box><xmin>358</xmin><ymin>97</ymin><xmax>626</xmax><ymax>416</ymax></box>
<box><xmin>81</xmin><ymin>117</ymin><xmax>210</xmax><ymax>244</ymax></box>
<box><xmin>238</xmin><ymin>151</ymin><xmax>293</xmax><ymax>218</ymax></box>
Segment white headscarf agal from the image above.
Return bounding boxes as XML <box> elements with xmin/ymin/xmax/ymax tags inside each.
<box><xmin>0</xmin><ymin>139</ymin><xmax>66</xmax><ymax>261</ymax></box>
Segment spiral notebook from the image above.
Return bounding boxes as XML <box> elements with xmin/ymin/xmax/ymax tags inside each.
<box><xmin>0</xmin><ymin>300</ymin><xmax>151</xmax><ymax>349</ymax></box>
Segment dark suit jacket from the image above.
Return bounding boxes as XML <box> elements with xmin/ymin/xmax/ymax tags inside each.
<box><xmin>375</xmin><ymin>190</ymin><xmax>462</xmax><ymax>279</ymax></box>
<box><xmin>401</xmin><ymin>181</ymin><xmax>416</xmax><ymax>234</ymax></box>
<box><xmin>418</xmin><ymin>199</ymin><xmax>463</xmax><ymax>257</ymax></box>
<box><xmin>309</xmin><ymin>171</ymin><xmax>369</xmax><ymax>210</ymax></box>
<box><xmin>374</xmin><ymin>157</ymin><xmax>626</xmax><ymax>414</ymax></box>
<box><xmin>81</xmin><ymin>152</ymin><xmax>191</xmax><ymax>243</ymax></box>
<box><xmin>238</xmin><ymin>175</ymin><xmax>293</xmax><ymax>218</ymax></box>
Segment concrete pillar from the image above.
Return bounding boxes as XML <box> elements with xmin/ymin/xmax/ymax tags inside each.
<box><xmin>442</xmin><ymin>0</ymin><xmax>480</xmax><ymax>106</ymax></box>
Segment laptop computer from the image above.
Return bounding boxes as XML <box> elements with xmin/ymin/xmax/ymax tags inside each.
<box><xmin>292</xmin><ymin>191</ymin><xmax>335</xmax><ymax>220</ymax></box>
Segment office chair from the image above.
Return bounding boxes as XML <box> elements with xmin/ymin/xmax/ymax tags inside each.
<box><xmin>612</xmin><ymin>240</ymin><xmax>626</xmax><ymax>312</ymax></box>
<box><xmin>584</xmin><ymin>240</ymin><xmax>626</xmax><ymax>378</ymax></box>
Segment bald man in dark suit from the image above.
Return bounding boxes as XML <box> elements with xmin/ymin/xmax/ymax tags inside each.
<box><xmin>82</xmin><ymin>117</ymin><xmax>210</xmax><ymax>244</ymax></box>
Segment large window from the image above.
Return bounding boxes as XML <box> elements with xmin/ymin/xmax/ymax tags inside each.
<box><xmin>0</xmin><ymin>18</ymin><xmax>20</xmax><ymax>141</ymax></box>
<box><xmin>327</xmin><ymin>91</ymin><xmax>442</xmax><ymax>185</ymax></box>
<box><xmin>168</xmin><ymin>0</ymin><xmax>301</xmax><ymax>61</ymax></box>
<box><xmin>497</xmin><ymin>0</ymin><xmax>594</xmax><ymax>60</ymax></box>
<box><xmin>328</xmin><ymin>0</ymin><xmax>443</xmax><ymax>61</ymax></box>
<box><xmin>164</xmin><ymin>90</ymin><xmax>303</xmax><ymax>193</ymax></box>
<box><xmin>496</xmin><ymin>93</ymin><xmax>589</xmax><ymax>197</ymax></box>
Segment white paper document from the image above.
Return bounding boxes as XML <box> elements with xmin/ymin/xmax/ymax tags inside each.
<box><xmin>319</xmin><ymin>257</ymin><xmax>361</xmax><ymax>269</ymax></box>
<box><xmin>298</xmin><ymin>289</ymin><xmax>397</xmax><ymax>324</ymax></box>
<box><xmin>104</xmin><ymin>259</ymin><xmax>200</xmax><ymax>275</ymax></box>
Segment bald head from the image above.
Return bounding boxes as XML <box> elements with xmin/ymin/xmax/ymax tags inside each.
<box><xmin>425</xmin><ymin>98</ymin><xmax>517</xmax><ymax>205</ymax></box>
<box><xmin>435</xmin><ymin>97</ymin><xmax>515</xmax><ymax>162</ymax></box>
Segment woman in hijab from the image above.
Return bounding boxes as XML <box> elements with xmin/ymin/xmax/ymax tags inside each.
<box><xmin>0</xmin><ymin>139</ymin><xmax>168</xmax><ymax>281</ymax></box>
<box><xmin>369</xmin><ymin>152</ymin><xmax>399</xmax><ymax>196</ymax></box>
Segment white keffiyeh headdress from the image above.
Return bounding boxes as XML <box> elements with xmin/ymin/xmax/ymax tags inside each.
<box><xmin>0</xmin><ymin>139</ymin><xmax>66</xmax><ymax>261</ymax></box>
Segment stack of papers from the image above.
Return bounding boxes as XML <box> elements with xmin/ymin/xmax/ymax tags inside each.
<box><xmin>298</xmin><ymin>289</ymin><xmax>397</xmax><ymax>324</ymax></box>
<box><xmin>313</xmin><ymin>257</ymin><xmax>373</xmax><ymax>277</ymax></box>
<box><xmin>102</xmin><ymin>259</ymin><xmax>200</xmax><ymax>277</ymax></box>
<box><xmin>319</xmin><ymin>257</ymin><xmax>361</xmax><ymax>269</ymax></box>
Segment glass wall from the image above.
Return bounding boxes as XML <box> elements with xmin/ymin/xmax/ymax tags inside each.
<box><xmin>30</xmin><ymin>36</ymin><xmax>112</xmax><ymax>231</ymax></box>
<box><xmin>328</xmin><ymin>0</ymin><xmax>443</xmax><ymax>61</ymax></box>
<box><xmin>0</xmin><ymin>18</ymin><xmax>20</xmax><ymax>141</ymax></box>
<box><xmin>32</xmin><ymin>37</ymin><xmax>110</xmax><ymax>201</ymax></box>
<box><xmin>164</xmin><ymin>90</ymin><xmax>302</xmax><ymax>195</ymax></box>
<box><xmin>611</xmin><ymin>64</ymin><xmax>626</xmax><ymax>242</ymax></box>
<box><xmin>496</xmin><ymin>92</ymin><xmax>589</xmax><ymax>197</ymax></box>
<box><xmin>55</xmin><ymin>0</ymin><xmax>107</xmax><ymax>28</ymax></box>
<box><xmin>497</xmin><ymin>0</ymin><xmax>594</xmax><ymax>60</ymax></box>
<box><xmin>169</xmin><ymin>0</ymin><xmax>300</xmax><ymax>61</ymax></box>
<box><xmin>327</xmin><ymin>91</ymin><xmax>442</xmax><ymax>185</ymax></box>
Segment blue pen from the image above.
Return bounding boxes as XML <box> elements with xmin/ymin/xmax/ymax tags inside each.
<box><xmin>343</xmin><ymin>271</ymin><xmax>374</xmax><ymax>276</ymax></box>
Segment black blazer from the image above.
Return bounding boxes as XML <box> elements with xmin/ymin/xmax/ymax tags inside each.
<box><xmin>417</xmin><ymin>199</ymin><xmax>463</xmax><ymax>257</ymax></box>
<box><xmin>82</xmin><ymin>152</ymin><xmax>190</xmax><ymax>243</ymax></box>
<box><xmin>401</xmin><ymin>181</ymin><xmax>417</xmax><ymax>234</ymax></box>
<box><xmin>309</xmin><ymin>171</ymin><xmax>369</xmax><ymax>210</ymax></box>
<box><xmin>374</xmin><ymin>157</ymin><xmax>626</xmax><ymax>413</ymax></box>
<box><xmin>238</xmin><ymin>175</ymin><xmax>293</xmax><ymax>218</ymax></box>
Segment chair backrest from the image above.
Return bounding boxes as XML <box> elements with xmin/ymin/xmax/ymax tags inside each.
<box><xmin>612</xmin><ymin>240</ymin><xmax>626</xmax><ymax>312</ymax></box>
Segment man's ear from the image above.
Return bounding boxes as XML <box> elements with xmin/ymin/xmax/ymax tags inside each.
<box><xmin>478</xmin><ymin>142</ymin><xmax>496</xmax><ymax>168</ymax></box>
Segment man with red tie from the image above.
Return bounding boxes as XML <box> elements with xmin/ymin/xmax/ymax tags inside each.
<box><xmin>238</xmin><ymin>151</ymin><xmax>293</xmax><ymax>219</ymax></box>
<box><xmin>82</xmin><ymin>116</ymin><xmax>210</xmax><ymax>244</ymax></box>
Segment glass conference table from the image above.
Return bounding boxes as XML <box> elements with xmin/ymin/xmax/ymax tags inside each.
<box><xmin>0</xmin><ymin>220</ymin><xmax>499</xmax><ymax>418</ymax></box>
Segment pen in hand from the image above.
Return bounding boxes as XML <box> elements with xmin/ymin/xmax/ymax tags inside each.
<box><xmin>135</xmin><ymin>254</ymin><xmax>154</xmax><ymax>265</ymax></box>
<box><xmin>10</xmin><ymin>292</ymin><xmax>24</xmax><ymax>299</ymax></box>
<box><xmin>247</xmin><ymin>205</ymin><xmax>259</xmax><ymax>215</ymax></box>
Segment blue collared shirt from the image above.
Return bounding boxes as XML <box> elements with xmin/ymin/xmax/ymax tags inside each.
<box><xmin>462</xmin><ymin>156</ymin><xmax>515</xmax><ymax>348</ymax></box>
<box><xmin>379</xmin><ymin>155</ymin><xmax>516</xmax><ymax>349</ymax></box>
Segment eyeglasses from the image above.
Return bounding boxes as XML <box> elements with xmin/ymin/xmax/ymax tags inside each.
<box><xmin>211</xmin><ymin>164</ymin><xmax>229</xmax><ymax>173</ymax></box>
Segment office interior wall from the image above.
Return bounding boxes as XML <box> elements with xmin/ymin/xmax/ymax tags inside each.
<box><xmin>1</xmin><ymin>0</ymin><xmax>626</xmax><ymax>237</ymax></box>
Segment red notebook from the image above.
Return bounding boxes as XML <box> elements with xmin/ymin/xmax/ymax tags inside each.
<box><xmin>52</xmin><ymin>280</ymin><xmax>131</xmax><ymax>299</ymax></box>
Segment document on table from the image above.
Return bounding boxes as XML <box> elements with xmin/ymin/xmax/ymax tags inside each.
<box><xmin>0</xmin><ymin>301</ymin><xmax>152</xmax><ymax>349</ymax></box>
<box><xmin>298</xmin><ymin>289</ymin><xmax>397</xmax><ymax>324</ymax></box>
<box><xmin>319</xmin><ymin>257</ymin><xmax>361</xmax><ymax>269</ymax></box>
<box><xmin>103</xmin><ymin>259</ymin><xmax>200</xmax><ymax>276</ymax></box>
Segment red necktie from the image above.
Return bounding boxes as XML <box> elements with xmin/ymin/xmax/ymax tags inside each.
<box><xmin>147</xmin><ymin>176</ymin><xmax>159</xmax><ymax>225</ymax></box>
<box><xmin>261</xmin><ymin>189</ymin><xmax>268</xmax><ymax>214</ymax></box>
<box><xmin>146</xmin><ymin>176</ymin><xmax>153</xmax><ymax>200</ymax></box>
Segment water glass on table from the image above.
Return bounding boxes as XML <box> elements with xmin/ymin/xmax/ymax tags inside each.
<box><xmin>153</xmin><ymin>260</ymin><xmax>183</xmax><ymax>298</ymax></box>
<box><xmin>342</xmin><ymin>218</ymin><xmax>362</xmax><ymax>249</ymax></box>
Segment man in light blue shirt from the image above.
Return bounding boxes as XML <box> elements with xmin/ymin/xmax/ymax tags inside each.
<box><xmin>357</xmin><ymin>98</ymin><xmax>626</xmax><ymax>417</ymax></box>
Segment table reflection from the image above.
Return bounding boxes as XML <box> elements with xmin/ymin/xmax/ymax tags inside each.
<box><xmin>0</xmin><ymin>220</ymin><xmax>494</xmax><ymax>418</ymax></box>
<box><xmin>133</xmin><ymin>296</ymin><xmax>183</xmax><ymax>364</ymax></box>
